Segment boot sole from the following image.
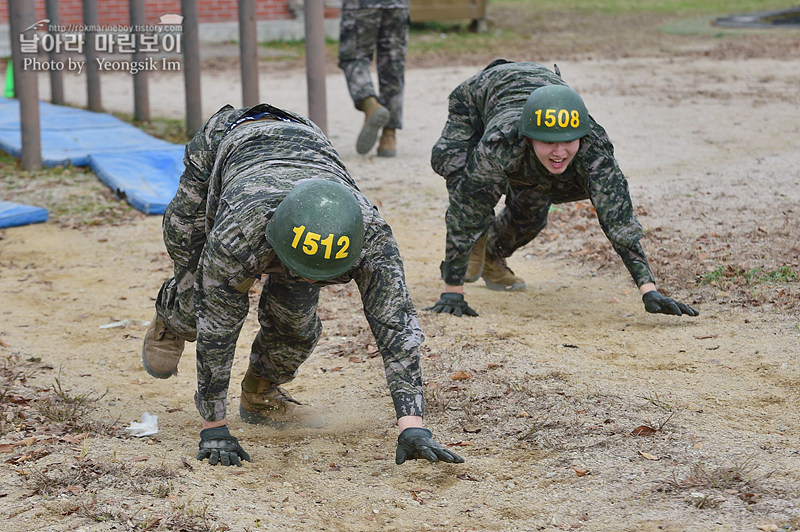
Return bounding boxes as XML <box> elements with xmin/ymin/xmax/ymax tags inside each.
<box><xmin>239</xmin><ymin>404</ymin><xmax>325</xmax><ymax>429</ymax></box>
<box><xmin>356</xmin><ymin>107</ymin><xmax>390</xmax><ymax>155</ymax></box>
<box><xmin>483</xmin><ymin>279</ymin><xmax>526</xmax><ymax>291</ymax></box>
<box><xmin>141</xmin><ymin>345</ymin><xmax>177</xmax><ymax>379</ymax></box>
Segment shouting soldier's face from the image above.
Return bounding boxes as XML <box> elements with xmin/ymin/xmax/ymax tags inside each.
<box><xmin>529</xmin><ymin>138</ymin><xmax>580</xmax><ymax>175</ymax></box>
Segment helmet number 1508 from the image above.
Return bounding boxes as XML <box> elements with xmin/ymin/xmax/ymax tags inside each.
<box><xmin>291</xmin><ymin>225</ymin><xmax>350</xmax><ymax>259</ymax></box>
<box><xmin>534</xmin><ymin>108</ymin><xmax>581</xmax><ymax>128</ymax></box>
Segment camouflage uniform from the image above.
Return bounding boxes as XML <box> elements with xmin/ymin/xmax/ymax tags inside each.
<box><xmin>338</xmin><ymin>0</ymin><xmax>409</xmax><ymax>129</ymax></box>
<box><xmin>155</xmin><ymin>103</ymin><xmax>424</xmax><ymax>422</ymax></box>
<box><xmin>431</xmin><ymin>60</ymin><xmax>656</xmax><ymax>288</ymax></box>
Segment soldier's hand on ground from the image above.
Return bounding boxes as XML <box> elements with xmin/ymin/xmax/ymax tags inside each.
<box><xmin>395</xmin><ymin>427</ymin><xmax>465</xmax><ymax>465</ymax></box>
<box><xmin>424</xmin><ymin>292</ymin><xmax>479</xmax><ymax>317</ymax></box>
<box><xmin>196</xmin><ymin>426</ymin><xmax>252</xmax><ymax>466</ymax></box>
<box><xmin>642</xmin><ymin>290</ymin><xmax>699</xmax><ymax>317</ymax></box>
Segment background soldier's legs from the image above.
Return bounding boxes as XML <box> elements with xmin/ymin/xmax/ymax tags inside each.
<box><xmin>338</xmin><ymin>9</ymin><xmax>383</xmax><ymax>108</ymax></box>
<box><xmin>376</xmin><ymin>8</ymin><xmax>409</xmax><ymax>129</ymax></box>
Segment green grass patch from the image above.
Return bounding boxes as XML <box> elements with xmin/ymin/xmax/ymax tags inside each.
<box><xmin>744</xmin><ymin>266</ymin><xmax>798</xmax><ymax>284</ymax></box>
<box><xmin>504</xmin><ymin>0</ymin><xmax>794</xmax><ymax>16</ymax></box>
<box><xmin>700</xmin><ymin>265</ymin><xmax>798</xmax><ymax>287</ymax></box>
<box><xmin>258</xmin><ymin>37</ymin><xmax>339</xmax><ymax>61</ymax></box>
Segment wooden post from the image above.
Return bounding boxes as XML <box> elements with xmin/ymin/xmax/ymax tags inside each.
<box><xmin>129</xmin><ymin>0</ymin><xmax>150</xmax><ymax>121</ymax></box>
<box><xmin>44</xmin><ymin>0</ymin><xmax>64</xmax><ymax>105</ymax></box>
<box><xmin>181</xmin><ymin>0</ymin><xmax>202</xmax><ymax>136</ymax></box>
<box><xmin>82</xmin><ymin>0</ymin><xmax>101</xmax><ymax>111</ymax></box>
<box><xmin>238</xmin><ymin>0</ymin><xmax>259</xmax><ymax>107</ymax></box>
<box><xmin>304</xmin><ymin>0</ymin><xmax>327</xmax><ymax>134</ymax></box>
<box><xmin>10</xmin><ymin>0</ymin><xmax>42</xmax><ymax>169</ymax></box>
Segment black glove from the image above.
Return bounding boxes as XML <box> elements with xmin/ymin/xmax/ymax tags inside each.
<box><xmin>196</xmin><ymin>426</ymin><xmax>252</xmax><ymax>467</ymax></box>
<box><xmin>424</xmin><ymin>292</ymin><xmax>478</xmax><ymax>317</ymax></box>
<box><xmin>395</xmin><ymin>427</ymin><xmax>465</xmax><ymax>465</ymax></box>
<box><xmin>642</xmin><ymin>290</ymin><xmax>699</xmax><ymax>317</ymax></box>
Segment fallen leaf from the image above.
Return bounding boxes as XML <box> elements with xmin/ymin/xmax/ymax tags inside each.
<box><xmin>447</xmin><ymin>440</ymin><xmax>473</xmax><ymax>447</ymax></box>
<box><xmin>450</xmin><ymin>371</ymin><xmax>472</xmax><ymax>381</ymax></box>
<box><xmin>694</xmin><ymin>334</ymin><xmax>719</xmax><ymax>340</ymax></box>
<box><xmin>348</xmin><ymin>356</ymin><xmax>364</xmax><ymax>363</ymax></box>
<box><xmin>330</xmin><ymin>366</ymin><xmax>342</xmax><ymax>372</ymax></box>
<box><xmin>639</xmin><ymin>451</ymin><xmax>659</xmax><ymax>461</ymax></box>
<box><xmin>517</xmin><ymin>411</ymin><xmax>530</xmax><ymax>418</ymax></box>
<box><xmin>573</xmin><ymin>467</ymin><xmax>590</xmax><ymax>477</ymax></box>
<box><xmin>0</xmin><ymin>443</ymin><xmax>17</xmax><ymax>453</ymax></box>
<box><xmin>487</xmin><ymin>363</ymin><xmax>503</xmax><ymax>369</ymax></box>
<box><xmin>130</xmin><ymin>456</ymin><xmax>149</xmax><ymax>462</ymax></box>
<box><xmin>631</xmin><ymin>425</ymin><xmax>657</xmax><ymax>436</ymax></box>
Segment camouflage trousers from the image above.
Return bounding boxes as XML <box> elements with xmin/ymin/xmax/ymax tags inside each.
<box><xmin>338</xmin><ymin>7</ymin><xmax>409</xmax><ymax>129</ymax></box>
<box><xmin>155</xmin><ymin>194</ymin><xmax>324</xmax><ymax>387</ymax></box>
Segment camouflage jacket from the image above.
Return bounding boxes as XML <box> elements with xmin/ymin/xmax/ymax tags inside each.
<box><xmin>180</xmin><ymin>104</ymin><xmax>424</xmax><ymax>422</ymax></box>
<box><xmin>432</xmin><ymin>61</ymin><xmax>656</xmax><ymax>287</ymax></box>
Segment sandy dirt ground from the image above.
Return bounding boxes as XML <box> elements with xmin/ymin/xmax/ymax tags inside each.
<box><xmin>1</xmin><ymin>19</ymin><xmax>800</xmax><ymax>532</ymax></box>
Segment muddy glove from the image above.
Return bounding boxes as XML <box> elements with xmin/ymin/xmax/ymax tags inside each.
<box><xmin>395</xmin><ymin>427</ymin><xmax>465</xmax><ymax>465</ymax></box>
<box><xmin>424</xmin><ymin>293</ymin><xmax>478</xmax><ymax>317</ymax></box>
<box><xmin>196</xmin><ymin>426</ymin><xmax>251</xmax><ymax>467</ymax></box>
<box><xmin>642</xmin><ymin>290</ymin><xmax>699</xmax><ymax>317</ymax></box>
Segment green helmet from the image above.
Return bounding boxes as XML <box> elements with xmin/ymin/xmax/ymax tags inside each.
<box><xmin>266</xmin><ymin>180</ymin><xmax>365</xmax><ymax>281</ymax></box>
<box><xmin>519</xmin><ymin>84</ymin><xmax>590</xmax><ymax>142</ymax></box>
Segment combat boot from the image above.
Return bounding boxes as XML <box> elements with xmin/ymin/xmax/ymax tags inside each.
<box><xmin>481</xmin><ymin>255</ymin><xmax>526</xmax><ymax>291</ymax></box>
<box><xmin>356</xmin><ymin>96</ymin><xmax>390</xmax><ymax>155</ymax></box>
<box><xmin>141</xmin><ymin>312</ymin><xmax>185</xmax><ymax>379</ymax></box>
<box><xmin>377</xmin><ymin>128</ymin><xmax>396</xmax><ymax>157</ymax></box>
<box><xmin>465</xmin><ymin>233</ymin><xmax>488</xmax><ymax>282</ymax></box>
<box><xmin>239</xmin><ymin>367</ymin><xmax>325</xmax><ymax>429</ymax></box>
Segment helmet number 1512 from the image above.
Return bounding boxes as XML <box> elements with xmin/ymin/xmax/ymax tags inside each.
<box><xmin>291</xmin><ymin>225</ymin><xmax>350</xmax><ymax>259</ymax></box>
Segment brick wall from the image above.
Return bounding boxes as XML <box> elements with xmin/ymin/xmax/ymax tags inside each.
<box><xmin>0</xmin><ymin>1</ymin><xmax>339</xmax><ymax>25</ymax></box>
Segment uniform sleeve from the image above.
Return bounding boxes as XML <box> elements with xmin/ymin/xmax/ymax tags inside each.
<box><xmin>582</xmin><ymin>121</ymin><xmax>656</xmax><ymax>287</ymax></box>
<box><xmin>351</xmin><ymin>219</ymin><xmax>425</xmax><ymax>419</ymax></box>
<box><xmin>192</xmin><ymin>219</ymin><xmax>252</xmax><ymax>422</ymax></box>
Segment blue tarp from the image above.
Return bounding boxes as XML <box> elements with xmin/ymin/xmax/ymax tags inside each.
<box><xmin>0</xmin><ymin>98</ymin><xmax>184</xmax><ymax>217</ymax></box>
<box><xmin>0</xmin><ymin>200</ymin><xmax>48</xmax><ymax>228</ymax></box>
<box><xmin>88</xmin><ymin>149</ymin><xmax>184</xmax><ymax>215</ymax></box>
